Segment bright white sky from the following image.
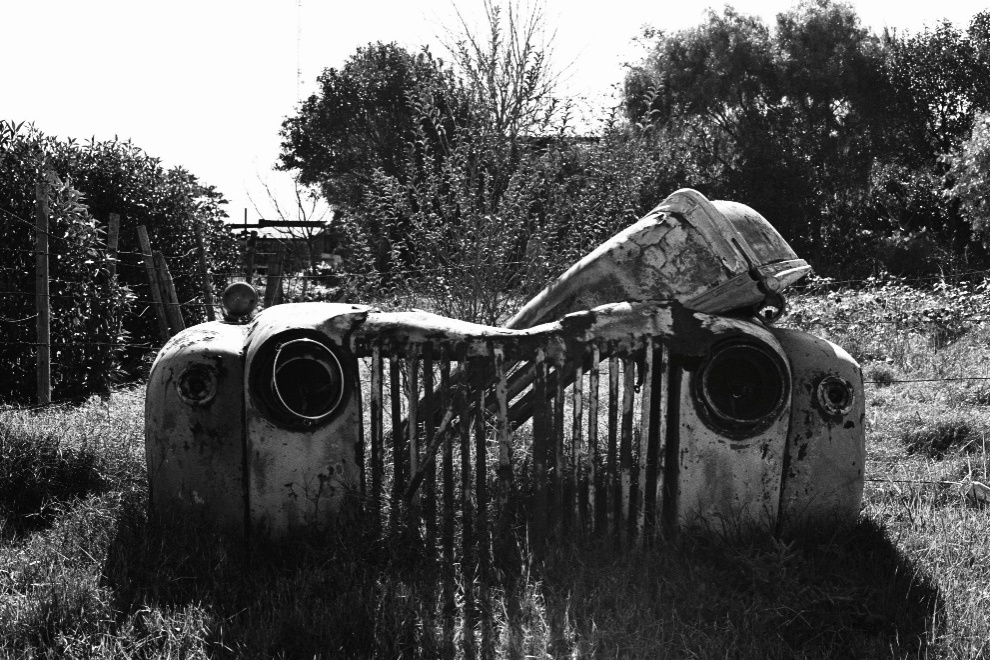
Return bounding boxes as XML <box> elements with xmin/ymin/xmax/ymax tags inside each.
<box><xmin>2</xmin><ymin>0</ymin><xmax>986</xmax><ymax>226</ymax></box>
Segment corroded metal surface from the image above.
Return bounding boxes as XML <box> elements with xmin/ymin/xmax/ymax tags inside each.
<box><xmin>145</xmin><ymin>322</ymin><xmax>249</xmax><ymax>534</ymax></box>
<box><xmin>770</xmin><ymin>328</ymin><xmax>866</xmax><ymax>533</ymax></box>
<box><xmin>353</xmin><ymin>300</ymin><xmax>766</xmax><ymax>362</ymax></box>
<box><xmin>505</xmin><ymin>189</ymin><xmax>810</xmax><ymax>330</ymax></box>
<box><xmin>673</xmin><ymin>322</ymin><xmax>791</xmax><ymax>533</ymax></box>
<box><xmin>242</xmin><ymin>303</ymin><xmax>369</xmax><ymax>537</ymax></box>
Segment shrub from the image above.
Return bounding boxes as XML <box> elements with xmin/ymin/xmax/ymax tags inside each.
<box><xmin>0</xmin><ymin>121</ymin><xmax>236</xmax><ymax>401</ymax></box>
<box><xmin>0</xmin><ymin>125</ymin><xmax>131</xmax><ymax>402</ymax></box>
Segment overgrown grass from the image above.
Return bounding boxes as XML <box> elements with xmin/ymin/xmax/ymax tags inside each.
<box><xmin>4</xmin><ymin>281</ymin><xmax>990</xmax><ymax>657</ymax></box>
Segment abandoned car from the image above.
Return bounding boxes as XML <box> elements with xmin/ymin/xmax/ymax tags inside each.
<box><xmin>145</xmin><ymin>189</ymin><xmax>864</xmax><ymax>541</ymax></box>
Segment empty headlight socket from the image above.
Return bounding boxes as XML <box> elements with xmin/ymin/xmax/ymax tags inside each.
<box><xmin>248</xmin><ymin>330</ymin><xmax>354</xmax><ymax>429</ymax></box>
<box><xmin>692</xmin><ymin>337</ymin><xmax>790</xmax><ymax>439</ymax></box>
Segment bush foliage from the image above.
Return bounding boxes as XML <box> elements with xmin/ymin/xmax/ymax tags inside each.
<box><xmin>281</xmin><ymin>1</ymin><xmax>990</xmax><ymax>301</ymax></box>
<box><xmin>0</xmin><ymin>121</ymin><xmax>236</xmax><ymax>403</ymax></box>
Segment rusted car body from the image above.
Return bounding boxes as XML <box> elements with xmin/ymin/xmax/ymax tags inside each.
<box><xmin>145</xmin><ymin>189</ymin><xmax>864</xmax><ymax>540</ymax></box>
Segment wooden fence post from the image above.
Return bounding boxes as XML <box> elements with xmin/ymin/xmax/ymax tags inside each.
<box><xmin>35</xmin><ymin>181</ymin><xmax>51</xmax><ymax>405</ymax></box>
<box><xmin>153</xmin><ymin>250</ymin><xmax>185</xmax><ymax>335</ymax></box>
<box><xmin>194</xmin><ymin>221</ymin><xmax>217</xmax><ymax>321</ymax></box>
<box><xmin>137</xmin><ymin>225</ymin><xmax>171</xmax><ymax>342</ymax></box>
<box><xmin>263</xmin><ymin>242</ymin><xmax>287</xmax><ymax>308</ymax></box>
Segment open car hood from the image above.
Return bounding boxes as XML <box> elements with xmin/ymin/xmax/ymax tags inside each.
<box><xmin>506</xmin><ymin>189</ymin><xmax>810</xmax><ymax>329</ymax></box>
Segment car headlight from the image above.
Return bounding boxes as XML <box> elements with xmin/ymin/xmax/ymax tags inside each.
<box><xmin>694</xmin><ymin>338</ymin><xmax>789</xmax><ymax>437</ymax></box>
<box><xmin>251</xmin><ymin>334</ymin><xmax>349</xmax><ymax>427</ymax></box>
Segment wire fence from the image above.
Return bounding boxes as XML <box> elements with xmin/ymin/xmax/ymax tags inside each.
<box><xmin>7</xmin><ymin>193</ymin><xmax>990</xmax><ymax>403</ymax></box>
<box><xmin>6</xmin><ymin>243</ymin><xmax>990</xmax><ymax>388</ymax></box>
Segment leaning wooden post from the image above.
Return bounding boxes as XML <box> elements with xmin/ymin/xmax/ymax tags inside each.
<box><xmin>35</xmin><ymin>181</ymin><xmax>51</xmax><ymax>405</ymax></box>
<box><xmin>263</xmin><ymin>242</ymin><xmax>287</xmax><ymax>308</ymax></box>
<box><xmin>136</xmin><ymin>225</ymin><xmax>170</xmax><ymax>342</ymax></box>
<box><xmin>153</xmin><ymin>249</ymin><xmax>185</xmax><ymax>335</ymax></box>
<box><xmin>107</xmin><ymin>213</ymin><xmax>120</xmax><ymax>281</ymax></box>
<box><xmin>194</xmin><ymin>221</ymin><xmax>217</xmax><ymax>321</ymax></box>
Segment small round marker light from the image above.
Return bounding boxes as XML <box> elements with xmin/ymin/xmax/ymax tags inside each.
<box><xmin>816</xmin><ymin>375</ymin><xmax>855</xmax><ymax>416</ymax></box>
<box><xmin>221</xmin><ymin>282</ymin><xmax>259</xmax><ymax>323</ymax></box>
<box><xmin>176</xmin><ymin>364</ymin><xmax>218</xmax><ymax>405</ymax></box>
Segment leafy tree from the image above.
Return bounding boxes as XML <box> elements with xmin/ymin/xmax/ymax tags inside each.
<box><xmin>443</xmin><ymin>0</ymin><xmax>566</xmax><ymax>143</ymax></box>
<box><xmin>620</xmin><ymin>1</ymin><xmax>990</xmax><ymax>279</ymax></box>
<box><xmin>350</xmin><ymin>0</ymin><xmax>587</xmax><ymax>321</ymax></box>
<box><xmin>279</xmin><ymin>42</ymin><xmax>471</xmax><ymax>280</ymax></box>
<box><xmin>874</xmin><ymin>14</ymin><xmax>990</xmax><ymax>260</ymax></box>
<box><xmin>883</xmin><ymin>15</ymin><xmax>990</xmax><ymax>161</ymax></box>
<box><xmin>279</xmin><ymin>42</ymin><xmax>464</xmax><ymax>212</ymax></box>
<box><xmin>946</xmin><ymin>112</ymin><xmax>990</xmax><ymax>245</ymax></box>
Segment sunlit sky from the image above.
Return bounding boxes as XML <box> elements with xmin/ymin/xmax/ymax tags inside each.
<box><xmin>2</xmin><ymin>0</ymin><xmax>987</xmax><ymax>226</ymax></box>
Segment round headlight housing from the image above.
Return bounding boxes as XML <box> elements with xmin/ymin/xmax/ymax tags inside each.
<box><xmin>251</xmin><ymin>333</ymin><xmax>350</xmax><ymax>428</ymax></box>
<box><xmin>694</xmin><ymin>338</ymin><xmax>789</xmax><ymax>438</ymax></box>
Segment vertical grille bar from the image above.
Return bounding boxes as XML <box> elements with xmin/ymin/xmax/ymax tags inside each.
<box><xmin>532</xmin><ymin>348</ymin><xmax>549</xmax><ymax>543</ymax></box>
<box><xmin>661</xmin><ymin>355</ymin><xmax>683</xmax><ymax>536</ymax></box>
<box><xmin>620</xmin><ymin>356</ymin><xmax>636</xmax><ymax>542</ymax></box>
<box><xmin>475</xmin><ymin>371</ymin><xmax>491</xmax><ymax>655</ymax></box>
<box><xmin>422</xmin><ymin>343</ymin><xmax>437</xmax><ymax>546</ymax></box>
<box><xmin>356</xmin><ymin>362</ymin><xmax>366</xmax><ymax>503</ymax></box>
<box><xmin>646</xmin><ymin>342</ymin><xmax>669</xmax><ymax>537</ymax></box>
<box><xmin>587</xmin><ymin>344</ymin><xmax>600</xmax><ymax>532</ymax></box>
<box><xmin>407</xmin><ymin>349</ymin><xmax>419</xmax><ymax>503</ymax></box>
<box><xmin>461</xmin><ymin>361</ymin><xmax>476</xmax><ymax>659</ymax></box>
<box><xmin>636</xmin><ymin>339</ymin><xmax>654</xmax><ymax>543</ymax></box>
<box><xmin>607</xmin><ymin>352</ymin><xmax>619</xmax><ymax>534</ymax></box>
<box><xmin>494</xmin><ymin>346</ymin><xmax>511</xmax><ymax>510</ymax></box>
<box><xmin>441</xmin><ymin>349</ymin><xmax>454</xmax><ymax>564</ymax></box>
<box><xmin>571</xmin><ymin>357</ymin><xmax>584</xmax><ymax>529</ymax></box>
<box><xmin>475</xmin><ymin>363</ymin><xmax>488</xmax><ymax>543</ymax></box>
<box><xmin>389</xmin><ymin>354</ymin><xmax>403</xmax><ymax>518</ymax></box>
<box><xmin>553</xmin><ymin>354</ymin><xmax>565</xmax><ymax>530</ymax></box>
<box><xmin>369</xmin><ymin>345</ymin><xmax>383</xmax><ymax>523</ymax></box>
<box><xmin>441</xmin><ymin>347</ymin><xmax>456</xmax><ymax>652</ymax></box>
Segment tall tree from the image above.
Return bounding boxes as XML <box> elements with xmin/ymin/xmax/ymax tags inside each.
<box><xmin>884</xmin><ymin>14</ymin><xmax>990</xmax><ymax>162</ymax></box>
<box><xmin>946</xmin><ymin>112</ymin><xmax>990</xmax><ymax>245</ymax></box>
<box><xmin>443</xmin><ymin>0</ymin><xmax>566</xmax><ymax>143</ymax></box>
<box><xmin>278</xmin><ymin>42</ymin><xmax>463</xmax><ymax>212</ymax></box>
<box><xmin>624</xmin><ymin>1</ymin><xmax>894</xmax><ymax>260</ymax></box>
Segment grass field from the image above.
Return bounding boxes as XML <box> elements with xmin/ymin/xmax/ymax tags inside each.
<box><xmin>3</xmin><ymin>280</ymin><xmax>990</xmax><ymax>658</ymax></box>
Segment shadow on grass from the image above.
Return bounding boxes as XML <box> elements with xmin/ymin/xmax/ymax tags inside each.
<box><xmin>100</xmin><ymin>506</ymin><xmax>942</xmax><ymax>659</ymax></box>
<box><xmin>102</xmin><ymin>504</ymin><xmax>455</xmax><ymax>659</ymax></box>
<box><xmin>535</xmin><ymin>517</ymin><xmax>943</xmax><ymax>658</ymax></box>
